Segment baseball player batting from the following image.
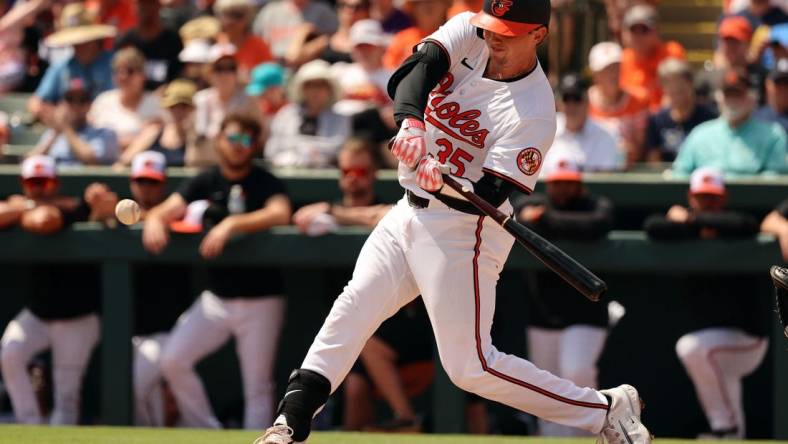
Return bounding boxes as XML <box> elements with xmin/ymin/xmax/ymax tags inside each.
<box><xmin>257</xmin><ymin>1</ymin><xmax>651</xmax><ymax>443</ymax></box>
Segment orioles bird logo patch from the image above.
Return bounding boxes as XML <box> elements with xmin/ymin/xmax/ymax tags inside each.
<box><xmin>517</xmin><ymin>148</ymin><xmax>542</xmax><ymax>176</ymax></box>
<box><xmin>491</xmin><ymin>0</ymin><xmax>512</xmax><ymax>17</ymax></box>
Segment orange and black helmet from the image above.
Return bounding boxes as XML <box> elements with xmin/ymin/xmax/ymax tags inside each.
<box><xmin>470</xmin><ymin>0</ymin><xmax>550</xmax><ymax>37</ymax></box>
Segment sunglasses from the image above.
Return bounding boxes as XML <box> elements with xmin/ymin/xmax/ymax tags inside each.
<box><xmin>132</xmin><ymin>178</ymin><xmax>163</xmax><ymax>186</ymax></box>
<box><xmin>226</xmin><ymin>132</ymin><xmax>253</xmax><ymax>148</ymax></box>
<box><xmin>114</xmin><ymin>66</ymin><xmax>142</xmax><ymax>76</ymax></box>
<box><xmin>562</xmin><ymin>93</ymin><xmax>584</xmax><ymax>103</ymax></box>
<box><xmin>214</xmin><ymin>63</ymin><xmax>237</xmax><ymax>73</ymax></box>
<box><xmin>341</xmin><ymin>166</ymin><xmax>369</xmax><ymax>177</ymax></box>
<box><xmin>23</xmin><ymin>177</ymin><xmax>55</xmax><ymax>187</ymax></box>
<box><xmin>222</xmin><ymin>9</ymin><xmax>247</xmax><ymax>20</ymax></box>
<box><xmin>629</xmin><ymin>24</ymin><xmax>654</xmax><ymax>34</ymax></box>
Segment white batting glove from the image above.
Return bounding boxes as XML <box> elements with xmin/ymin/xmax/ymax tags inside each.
<box><xmin>390</xmin><ymin>118</ymin><xmax>426</xmax><ymax>169</ymax></box>
<box><xmin>416</xmin><ymin>156</ymin><xmax>445</xmax><ymax>192</ymax></box>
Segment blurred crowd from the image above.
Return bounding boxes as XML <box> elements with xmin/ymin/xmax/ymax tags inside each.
<box><xmin>0</xmin><ymin>0</ymin><xmax>787</xmax><ymax>439</ymax></box>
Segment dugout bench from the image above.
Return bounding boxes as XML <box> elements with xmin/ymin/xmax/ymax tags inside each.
<box><xmin>0</xmin><ymin>226</ymin><xmax>785</xmax><ymax>439</ymax></box>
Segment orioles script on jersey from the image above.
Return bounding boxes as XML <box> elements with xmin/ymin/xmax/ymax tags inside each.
<box><xmin>425</xmin><ymin>72</ymin><xmax>490</xmax><ymax>149</ymax></box>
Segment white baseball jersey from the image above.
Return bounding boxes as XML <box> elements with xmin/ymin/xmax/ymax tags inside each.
<box><xmin>399</xmin><ymin>12</ymin><xmax>557</xmax><ymax>199</ymax></box>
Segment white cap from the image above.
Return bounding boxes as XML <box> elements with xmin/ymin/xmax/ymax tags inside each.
<box><xmin>689</xmin><ymin>167</ymin><xmax>726</xmax><ymax>196</ymax></box>
<box><xmin>170</xmin><ymin>199</ymin><xmax>210</xmax><ymax>233</ymax></box>
<box><xmin>589</xmin><ymin>41</ymin><xmax>622</xmax><ymax>72</ymax></box>
<box><xmin>179</xmin><ymin>39</ymin><xmax>213</xmax><ymax>63</ymax></box>
<box><xmin>291</xmin><ymin>59</ymin><xmax>342</xmax><ymax>103</ymax></box>
<box><xmin>131</xmin><ymin>151</ymin><xmax>167</xmax><ymax>182</ymax></box>
<box><xmin>541</xmin><ymin>152</ymin><xmax>582</xmax><ymax>182</ymax></box>
<box><xmin>208</xmin><ymin>42</ymin><xmax>237</xmax><ymax>63</ymax></box>
<box><xmin>349</xmin><ymin>19</ymin><xmax>389</xmax><ymax>47</ymax></box>
<box><xmin>21</xmin><ymin>155</ymin><xmax>56</xmax><ymax>180</ymax></box>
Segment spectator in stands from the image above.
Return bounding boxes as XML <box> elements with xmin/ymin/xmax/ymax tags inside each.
<box><xmin>619</xmin><ymin>4</ymin><xmax>686</xmax><ymax>110</ymax></box>
<box><xmin>383</xmin><ymin>0</ymin><xmax>451</xmax><ymax>70</ymax></box>
<box><xmin>644</xmin><ymin>167</ymin><xmax>765</xmax><ymax>439</ymax></box>
<box><xmin>344</xmin><ymin>300</ymin><xmax>434</xmax><ymax>432</ymax></box>
<box><xmin>179</xmin><ymin>15</ymin><xmax>221</xmax><ymax>44</ymax></box>
<box><xmin>124</xmin><ymin>151</ymin><xmax>191</xmax><ymax>427</ymax></box>
<box><xmin>142</xmin><ymin>113</ymin><xmax>291</xmax><ymax>429</ymax></box>
<box><xmin>514</xmin><ymin>153</ymin><xmax>613</xmax><ymax>437</ymax></box>
<box><xmin>737</xmin><ymin>0</ymin><xmax>788</xmax><ymax>29</ymax></box>
<box><xmin>286</xmin><ymin>0</ymin><xmax>371</xmax><ymax>67</ymax></box>
<box><xmin>371</xmin><ymin>0</ymin><xmax>411</xmax><ymax>34</ymax></box>
<box><xmin>546</xmin><ymin>0</ymin><xmax>578</xmax><ymax>84</ymax></box>
<box><xmin>673</xmin><ymin>67</ymin><xmax>787</xmax><ymax>176</ymax></box>
<box><xmin>29</xmin><ymin>79</ymin><xmax>120</xmax><ymax>167</ymax></box>
<box><xmin>587</xmin><ymin>41</ymin><xmax>649</xmax><ymax>167</ymax></box>
<box><xmin>766</xmin><ymin>23</ymin><xmax>788</xmax><ymax>64</ymax></box>
<box><xmin>192</xmin><ymin>44</ymin><xmax>262</xmax><ymax>167</ymax></box>
<box><xmin>85</xmin><ymin>0</ymin><xmax>138</xmax><ymax>36</ymax></box>
<box><xmin>253</xmin><ymin>0</ymin><xmax>339</xmax><ymax>60</ymax></box>
<box><xmin>603</xmin><ymin>0</ymin><xmax>657</xmax><ymax>38</ymax></box>
<box><xmin>0</xmin><ymin>155</ymin><xmax>112</xmax><ymax>425</ymax></box>
<box><xmin>89</xmin><ymin>48</ymin><xmax>164</xmax><ymax>152</ymax></box>
<box><xmin>265</xmin><ymin>60</ymin><xmax>351</xmax><ymax>168</ymax></box>
<box><xmin>0</xmin><ymin>0</ymin><xmax>52</xmax><ymax>93</ymax></box>
<box><xmin>448</xmin><ymin>0</ymin><xmax>482</xmax><ymax>18</ymax></box>
<box><xmin>246</xmin><ymin>63</ymin><xmax>289</xmax><ymax>137</ymax></box>
<box><xmin>646</xmin><ymin>59</ymin><xmax>717</xmax><ymax>163</ymax></box>
<box><xmin>294</xmin><ymin>139</ymin><xmax>390</xmax><ymax>235</ymax></box>
<box><xmin>118</xmin><ymin>79</ymin><xmax>198</xmax><ymax>168</ymax></box>
<box><xmin>28</xmin><ymin>3</ymin><xmax>116</xmax><ymax>122</ymax></box>
<box><xmin>713</xmin><ymin>16</ymin><xmax>768</xmax><ymax>102</ymax></box>
<box><xmin>215</xmin><ymin>0</ymin><xmax>273</xmax><ymax>83</ymax></box>
<box><xmin>754</xmin><ymin>57</ymin><xmax>788</xmax><ymax>132</ymax></box>
<box><xmin>547</xmin><ymin>73</ymin><xmax>621</xmax><ymax>172</ymax></box>
<box><xmin>116</xmin><ymin>0</ymin><xmax>183</xmax><ymax>90</ymax></box>
<box><xmin>762</xmin><ymin>196</ymin><xmax>788</xmax><ymax>262</ymax></box>
<box><xmin>178</xmin><ymin>39</ymin><xmax>214</xmax><ymax>91</ymax></box>
<box><xmin>333</xmin><ymin>20</ymin><xmax>397</xmax><ymax>150</ymax></box>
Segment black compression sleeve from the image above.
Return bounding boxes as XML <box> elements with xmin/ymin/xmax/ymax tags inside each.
<box><xmin>693</xmin><ymin>211</ymin><xmax>760</xmax><ymax>237</ymax></box>
<box><xmin>388</xmin><ymin>42</ymin><xmax>450</xmax><ymax>126</ymax></box>
<box><xmin>539</xmin><ymin>197</ymin><xmax>615</xmax><ymax>240</ymax></box>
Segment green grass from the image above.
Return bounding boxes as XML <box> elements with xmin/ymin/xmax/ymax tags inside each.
<box><xmin>0</xmin><ymin>426</ymin><xmax>784</xmax><ymax>444</ymax></box>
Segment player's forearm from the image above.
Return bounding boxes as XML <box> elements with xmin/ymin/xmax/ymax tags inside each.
<box><xmin>331</xmin><ymin>205</ymin><xmax>392</xmax><ymax>228</ymax></box>
<box><xmin>225</xmin><ymin>195</ymin><xmax>292</xmax><ymax>234</ymax></box>
<box><xmin>147</xmin><ymin>194</ymin><xmax>187</xmax><ymax>225</ymax></box>
<box><xmin>540</xmin><ymin>210</ymin><xmax>613</xmax><ymax>240</ymax></box>
<box><xmin>693</xmin><ymin>212</ymin><xmax>759</xmax><ymax>237</ymax></box>
<box><xmin>388</xmin><ymin>42</ymin><xmax>449</xmax><ymax>126</ymax></box>
<box><xmin>643</xmin><ymin>215</ymin><xmax>698</xmax><ymax>240</ymax></box>
<box><xmin>0</xmin><ymin>204</ymin><xmax>24</xmax><ymax>229</ymax></box>
<box><xmin>761</xmin><ymin>211</ymin><xmax>788</xmax><ymax>235</ymax></box>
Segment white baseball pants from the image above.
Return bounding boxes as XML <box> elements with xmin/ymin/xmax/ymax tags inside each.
<box><xmin>302</xmin><ymin>199</ymin><xmax>610</xmax><ymax>433</ymax></box>
<box><xmin>676</xmin><ymin>328</ymin><xmax>768</xmax><ymax>437</ymax></box>
<box><xmin>160</xmin><ymin>291</ymin><xmax>285</xmax><ymax>429</ymax></box>
<box><xmin>527</xmin><ymin>326</ymin><xmax>608</xmax><ymax>436</ymax></box>
<box><xmin>133</xmin><ymin>333</ymin><xmax>170</xmax><ymax>427</ymax></box>
<box><xmin>0</xmin><ymin>310</ymin><xmax>99</xmax><ymax>425</ymax></box>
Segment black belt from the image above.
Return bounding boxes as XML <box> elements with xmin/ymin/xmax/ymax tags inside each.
<box><xmin>406</xmin><ymin>190</ymin><xmax>485</xmax><ymax>216</ymax></box>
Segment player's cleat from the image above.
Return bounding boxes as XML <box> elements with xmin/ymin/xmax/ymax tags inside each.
<box><xmin>598</xmin><ymin>384</ymin><xmax>652</xmax><ymax>444</ymax></box>
<box><xmin>253</xmin><ymin>424</ymin><xmax>296</xmax><ymax>444</ymax></box>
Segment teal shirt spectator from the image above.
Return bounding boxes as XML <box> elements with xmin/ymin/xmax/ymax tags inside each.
<box><xmin>37</xmin><ymin>126</ymin><xmax>120</xmax><ymax>167</ymax></box>
<box><xmin>34</xmin><ymin>51</ymin><xmax>115</xmax><ymax>103</ymax></box>
<box><xmin>672</xmin><ymin>117</ymin><xmax>788</xmax><ymax>176</ymax></box>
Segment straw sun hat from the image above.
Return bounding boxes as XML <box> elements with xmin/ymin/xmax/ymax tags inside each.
<box><xmin>44</xmin><ymin>3</ymin><xmax>116</xmax><ymax>48</ymax></box>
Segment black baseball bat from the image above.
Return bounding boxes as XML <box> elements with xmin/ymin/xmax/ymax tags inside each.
<box><xmin>442</xmin><ymin>175</ymin><xmax>607</xmax><ymax>302</ymax></box>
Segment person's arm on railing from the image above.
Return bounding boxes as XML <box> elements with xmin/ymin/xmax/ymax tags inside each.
<box><xmin>142</xmin><ymin>193</ymin><xmax>188</xmax><ymax>255</ymax></box>
<box><xmin>0</xmin><ymin>195</ymin><xmax>29</xmax><ymax>229</ymax></box>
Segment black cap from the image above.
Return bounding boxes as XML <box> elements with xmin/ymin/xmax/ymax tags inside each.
<box><xmin>559</xmin><ymin>73</ymin><xmax>588</xmax><ymax>97</ymax></box>
<box><xmin>470</xmin><ymin>0</ymin><xmax>550</xmax><ymax>37</ymax></box>
<box><xmin>770</xmin><ymin>58</ymin><xmax>788</xmax><ymax>81</ymax></box>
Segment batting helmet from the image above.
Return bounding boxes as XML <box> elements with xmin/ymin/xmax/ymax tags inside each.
<box><xmin>470</xmin><ymin>0</ymin><xmax>550</xmax><ymax>37</ymax></box>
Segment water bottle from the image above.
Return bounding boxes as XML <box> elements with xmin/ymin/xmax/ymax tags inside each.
<box><xmin>228</xmin><ymin>184</ymin><xmax>245</xmax><ymax>214</ymax></box>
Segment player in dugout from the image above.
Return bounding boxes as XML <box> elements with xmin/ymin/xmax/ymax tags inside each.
<box><xmin>643</xmin><ymin>167</ymin><xmax>767</xmax><ymax>439</ymax></box>
<box><xmin>142</xmin><ymin>112</ymin><xmax>292</xmax><ymax>429</ymax></box>
<box><xmin>257</xmin><ymin>0</ymin><xmax>651</xmax><ymax>442</ymax></box>
<box><xmin>0</xmin><ymin>155</ymin><xmax>116</xmax><ymax>425</ymax></box>
<box><xmin>514</xmin><ymin>153</ymin><xmax>614</xmax><ymax>437</ymax></box>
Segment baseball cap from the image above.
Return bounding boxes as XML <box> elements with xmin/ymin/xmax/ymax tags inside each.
<box><xmin>588</xmin><ymin>41</ymin><xmax>622</xmax><ymax>72</ymax></box>
<box><xmin>542</xmin><ymin>153</ymin><xmax>582</xmax><ymax>183</ymax></box>
<box><xmin>770</xmin><ymin>23</ymin><xmax>788</xmax><ymax>47</ymax></box>
<box><xmin>622</xmin><ymin>4</ymin><xmax>658</xmax><ymax>29</ymax></box>
<box><xmin>770</xmin><ymin>57</ymin><xmax>788</xmax><ymax>81</ymax></box>
<box><xmin>208</xmin><ymin>42</ymin><xmax>237</xmax><ymax>64</ymax></box>
<box><xmin>470</xmin><ymin>0</ymin><xmax>550</xmax><ymax>37</ymax></box>
<box><xmin>689</xmin><ymin>167</ymin><xmax>725</xmax><ymax>196</ymax></box>
<box><xmin>719</xmin><ymin>16</ymin><xmax>753</xmax><ymax>43</ymax></box>
<box><xmin>63</xmin><ymin>78</ymin><xmax>90</xmax><ymax>101</ymax></box>
<box><xmin>179</xmin><ymin>39</ymin><xmax>213</xmax><ymax>64</ymax></box>
<box><xmin>161</xmin><ymin>79</ymin><xmax>197</xmax><ymax>108</ymax></box>
<box><xmin>170</xmin><ymin>199</ymin><xmax>210</xmax><ymax>233</ymax></box>
<box><xmin>131</xmin><ymin>151</ymin><xmax>167</xmax><ymax>182</ymax></box>
<box><xmin>246</xmin><ymin>63</ymin><xmax>286</xmax><ymax>97</ymax></box>
<box><xmin>21</xmin><ymin>155</ymin><xmax>57</xmax><ymax>180</ymax></box>
<box><xmin>559</xmin><ymin>73</ymin><xmax>587</xmax><ymax>97</ymax></box>
<box><xmin>349</xmin><ymin>19</ymin><xmax>389</xmax><ymax>47</ymax></box>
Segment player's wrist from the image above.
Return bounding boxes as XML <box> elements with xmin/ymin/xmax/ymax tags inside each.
<box><xmin>401</xmin><ymin>117</ymin><xmax>425</xmax><ymax>131</ymax></box>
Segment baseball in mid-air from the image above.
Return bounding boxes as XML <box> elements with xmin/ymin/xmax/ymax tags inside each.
<box><xmin>115</xmin><ymin>199</ymin><xmax>141</xmax><ymax>225</ymax></box>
